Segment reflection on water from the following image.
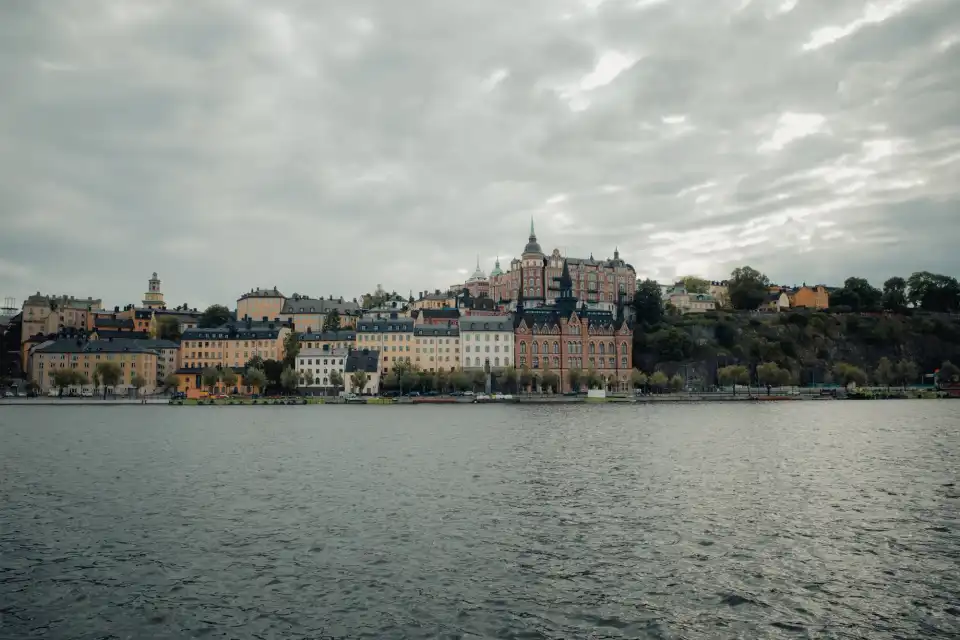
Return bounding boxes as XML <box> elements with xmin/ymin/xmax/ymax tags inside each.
<box><xmin>2</xmin><ymin>402</ymin><xmax>959</xmax><ymax>639</ymax></box>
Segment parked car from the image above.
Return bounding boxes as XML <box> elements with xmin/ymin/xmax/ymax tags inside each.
<box><xmin>3</xmin><ymin>390</ymin><xmax>16</xmax><ymax>398</ymax></box>
<box><xmin>81</xmin><ymin>389</ymin><xmax>93</xmax><ymax>398</ymax></box>
<box><xmin>406</xmin><ymin>391</ymin><xmax>421</xmax><ymax>397</ymax></box>
<box><xmin>425</xmin><ymin>390</ymin><xmax>439</xmax><ymax>396</ymax></box>
<box><xmin>47</xmin><ymin>388</ymin><xmax>59</xmax><ymax>397</ymax></box>
<box><xmin>463</xmin><ymin>391</ymin><xmax>475</xmax><ymax>397</ymax></box>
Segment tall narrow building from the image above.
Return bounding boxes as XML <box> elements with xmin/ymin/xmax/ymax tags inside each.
<box><xmin>142</xmin><ymin>272</ymin><xmax>166</xmax><ymax>310</ymax></box>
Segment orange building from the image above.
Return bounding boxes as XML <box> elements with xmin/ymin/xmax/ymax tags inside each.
<box><xmin>237</xmin><ymin>288</ymin><xmax>286</xmax><ymax>322</ymax></box>
<box><xmin>789</xmin><ymin>285</ymin><xmax>830</xmax><ymax>309</ymax></box>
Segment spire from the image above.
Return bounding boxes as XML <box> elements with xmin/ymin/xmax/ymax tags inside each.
<box><xmin>530</xmin><ymin>216</ymin><xmax>535</xmax><ymax>238</ymax></box>
<box><xmin>476</xmin><ymin>253</ymin><xmax>480</xmax><ymax>269</ymax></box>
<box><xmin>559</xmin><ymin>259</ymin><xmax>573</xmax><ymax>294</ymax></box>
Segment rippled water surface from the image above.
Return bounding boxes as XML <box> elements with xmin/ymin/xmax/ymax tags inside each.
<box><xmin>2</xmin><ymin>402</ymin><xmax>959</xmax><ymax>639</ymax></box>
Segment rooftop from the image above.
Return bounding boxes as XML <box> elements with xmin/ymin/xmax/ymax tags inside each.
<box><xmin>357</xmin><ymin>317</ymin><xmax>415</xmax><ymax>332</ymax></box>
<box><xmin>281</xmin><ymin>295</ymin><xmax>360</xmax><ymax>315</ymax></box>
<box><xmin>298</xmin><ymin>330</ymin><xmax>357</xmax><ymax>342</ymax></box>
<box><xmin>35</xmin><ymin>339</ymin><xmax>158</xmax><ymax>355</ymax></box>
<box><xmin>238</xmin><ymin>287</ymin><xmax>285</xmax><ymax>300</ymax></box>
<box><xmin>460</xmin><ymin>316</ymin><xmax>513</xmax><ymax>332</ymax></box>
<box><xmin>344</xmin><ymin>349</ymin><xmax>380</xmax><ymax>373</ymax></box>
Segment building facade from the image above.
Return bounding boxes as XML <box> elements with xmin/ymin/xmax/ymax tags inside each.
<box><xmin>514</xmin><ymin>260</ymin><xmax>633</xmax><ymax>392</ymax></box>
<box><xmin>142</xmin><ymin>272</ymin><xmax>166</xmax><ymax>310</ymax></box>
<box><xmin>299</xmin><ymin>330</ymin><xmax>356</xmax><ymax>352</ymax></box>
<box><xmin>21</xmin><ymin>293</ymin><xmax>102</xmax><ymax>342</ymax></box>
<box><xmin>297</xmin><ymin>347</ymin><xmax>347</xmax><ymax>390</ymax></box>
<box><xmin>460</xmin><ymin>316</ymin><xmax>513</xmax><ymax>370</ymax></box>
<box><xmin>344</xmin><ymin>349</ymin><xmax>381</xmax><ymax>395</ymax></box>
<box><xmin>789</xmin><ymin>285</ymin><xmax>830</xmax><ymax>309</ymax></box>
<box><xmin>412</xmin><ymin>325</ymin><xmax>460</xmax><ymax>373</ymax></box>
<box><xmin>178</xmin><ymin>322</ymin><xmax>289</xmax><ymax>371</ymax></box>
<box><xmin>237</xmin><ymin>288</ymin><xmax>286</xmax><ymax>321</ymax></box>
<box><xmin>31</xmin><ymin>339</ymin><xmax>159</xmax><ymax>394</ymax></box>
<box><xmin>489</xmin><ymin>220</ymin><xmax>636</xmax><ymax>307</ymax></box>
<box><xmin>411</xmin><ymin>290</ymin><xmax>456</xmax><ymax>310</ymax></box>
<box><xmin>355</xmin><ymin>316</ymin><xmax>414</xmax><ymax>374</ymax></box>
<box><xmin>279</xmin><ymin>294</ymin><xmax>361</xmax><ymax>332</ymax></box>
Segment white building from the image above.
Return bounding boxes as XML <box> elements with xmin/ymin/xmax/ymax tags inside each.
<box><xmin>297</xmin><ymin>348</ymin><xmax>347</xmax><ymax>389</ymax></box>
<box><xmin>344</xmin><ymin>349</ymin><xmax>381</xmax><ymax>395</ymax></box>
<box><xmin>665</xmin><ymin>286</ymin><xmax>717</xmax><ymax>314</ymax></box>
<box><xmin>459</xmin><ymin>316</ymin><xmax>514</xmax><ymax>370</ymax></box>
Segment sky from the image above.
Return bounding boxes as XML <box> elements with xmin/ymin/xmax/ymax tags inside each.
<box><xmin>1</xmin><ymin>0</ymin><xmax>959</xmax><ymax>310</ymax></box>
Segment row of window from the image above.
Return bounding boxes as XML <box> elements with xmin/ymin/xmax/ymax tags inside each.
<box><xmin>462</xmin><ymin>334</ymin><xmax>507</xmax><ymax>341</ymax></box>
<box><xmin>300</xmin><ymin>358</ymin><xmax>345</xmax><ymax>366</ymax></box>
<box><xmin>182</xmin><ymin>340</ymin><xmax>275</xmax><ymax>348</ymax></box>
<box><xmin>515</xmin><ymin>356</ymin><xmax>628</xmax><ymax>369</ymax></box>
<box><xmin>518</xmin><ymin>341</ymin><xmax>627</xmax><ymax>355</ymax></box>
<box><xmin>464</xmin><ymin>345</ymin><xmax>505</xmax><ymax>353</ymax></box>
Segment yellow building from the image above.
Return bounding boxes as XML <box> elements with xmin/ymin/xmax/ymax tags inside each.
<box><xmin>279</xmin><ymin>295</ymin><xmax>362</xmax><ymax>332</ymax></box>
<box><xmin>237</xmin><ymin>287</ymin><xmax>286</xmax><ymax>321</ymax></box>
<box><xmin>789</xmin><ymin>285</ymin><xmax>830</xmax><ymax>309</ymax></box>
<box><xmin>355</xmin><ymin>316</ymin><xmax>414</xmax><ymax>374</ymax></box>
<box><xmin>31</xmin><ymin>339</ymin><xmax>159</xmax><ymax>394</ymax></box>
<box><xmin>21</xmin><ymin>292</ymin><xmax>102</xmax><ymax>342</ymax></box>
<box><xmin>299</xmin><ymin>329</ymin><xmax>356</xmax><ymax>352</ymax></box>
<box><xmin>411</xmin><ymin>290</ymin><xmax>456</xmax><ymax>311</ymax></box>
<box><xmin>178</xmin><ymin>322</ymin><xmax>289</xmax><ymax>371</ymax></box>
<box><xmin>412</xmin><ymin>325</ymin><xmax>460</xmax><ymax>373</ymax></box>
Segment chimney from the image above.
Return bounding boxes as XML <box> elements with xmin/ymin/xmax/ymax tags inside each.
<box><xmin>262</xmin><ymin>316</ymin><xmax>268</xmax><ymax>322</ymax></box>
<box><xmin>269</xmin><ymin>323</ymin><xmax>274</xmax><ymax>330</ymax></box>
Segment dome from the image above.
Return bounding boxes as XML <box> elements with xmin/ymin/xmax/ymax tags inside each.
<box><xmin>490</xmin><ymin>257</ymin><xmax>504</xmax><ymax>277</ymax></box>
<box><xmin>522</xmin><ymin>218</ymin><xmax>543</xmax><ymax>255</ymax></box>
<box><xmin>467</xmin><ymin>255</ymin><xmax>487</xmax><ymax>282</ymax></box>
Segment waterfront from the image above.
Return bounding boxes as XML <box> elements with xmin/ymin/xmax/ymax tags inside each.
<box><xmin>2</xmin><ymin>403</ymin><xmax>959</xmax><ymax>639</ymax></box>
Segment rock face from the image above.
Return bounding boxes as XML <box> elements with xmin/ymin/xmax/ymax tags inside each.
<box><xmin>632</xmin><ymin>310</ymin><xmax>960</xmax><ymax>387</ymax></box>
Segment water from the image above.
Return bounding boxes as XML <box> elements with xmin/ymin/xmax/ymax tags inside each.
<box><xmin>1</xmin><ymin>402</ymin><xmax>958</xmax><ymax>639</ymax></box>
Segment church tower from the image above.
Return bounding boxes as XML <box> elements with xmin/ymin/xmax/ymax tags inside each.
<box><xmin>142</xmin><ymin>272</ymin><xmax>166</xmax><ymax>310</ymax></box>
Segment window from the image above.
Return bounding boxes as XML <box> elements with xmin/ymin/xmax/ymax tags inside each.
<box><xmin>520</xmin><ymin>342</ymin><xmax>526</xmax><ymax>354</ymax></box>
<box><xmin>519</xmin><ymin>356</ymin><xmax>526</xmax><ymax>367</ymax></box>
<box><xmin>532</xmin><ymin>342</ymin><xmax>538</xmax><ymax>355</ymax></box>
<box><xmin>621</xmin><ymin>343</ymin><xmax>627</xmax><ymax>354</ymax></box>
<box><xmin>494</xmin><ymin>357</ymin><xmax>499</xmax><ymax>366</ymax></box>
<box><xmin>589</xmin><ymin>343</ymin><xmax>595</xmax><ymax>355</ymax></box>
<box><xmin>553</xmin><ymin>341</ymin><xmax>559</xmax><ymax>354</ymax></box>
<box><xmin>532</xmin><ymin>357</ymin><xmax>539</xmax><ymax>368</ymax></box>
<box><xmin>609</xmin><ymin>357</ymin><xmax>615</xmax><ymax>368</ymax></box>
<box><xmin>485</xmin><ymin>346</ymin><xmax>490</xmax><ymax>353</ymax></box>
<box><xmin>474</xmin><ymin>357</ymin><xmax>480</xmax><ymax>366</ymax></box>
<box><xmin>621</xmin><ymin>357</ymin><xmax>628</xmax><ymax>367</ymax></box>
<box><xmin>599</xmin><ymin>343</ymin><xmax>605</xmax><ymax>355</ymax></box>
<box><xmin>504</xmin><ymin>357</ymin><xmax>509</xmax><ymax>366</ymax></box>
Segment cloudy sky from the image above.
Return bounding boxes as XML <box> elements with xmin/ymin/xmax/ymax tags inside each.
<box><xmin>2</xmin><ymin>0</ymin><xmax>958</xmax><ymax>309</ymax></box>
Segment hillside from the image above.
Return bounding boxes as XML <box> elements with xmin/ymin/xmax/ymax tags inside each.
<box><xmin>632</xmin><ymin>309</ymin><xmax>960</xmax><ymax>387</ymax></box>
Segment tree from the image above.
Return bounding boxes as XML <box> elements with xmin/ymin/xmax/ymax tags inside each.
<box><xmin>907</xmin><ymin>271</ymin><xmax>960</xmax><ymax>312</ymax></box>
<box><xmin>280</xmin><ymin>367</ymin><xmax>299</xmax><ymax>393</ymax></box>
<box><xmin>95</xmin><ymin>362</ymin><xmax>122</xmax><ymax>398</ymax></box>
<box><xmin>202</xmin><ymin>367</ymin><xmax>220</xmax><ymax>394</ymax></box>
<box><xmin>328</xmin><ymin>370</ymin><xmax>344</xmax><ymax>394</ymax></box>
<box><xmin>718</xmin><ymin>364</ymin><xmax>750</xmax><ymax>395</ymax></box>
<box><xmin>585</xmin><ymin>368</ymin><xmax>602</xmax><ymax>389</ymax></box>
<box><xmin>435</xmin><ymin>369</ymin><xmax>450</xmax><ymax>393</ymax></box>
<box><xmin>245</xmin><ymin>368</ymin><xmax>266</xmax><ymax>394</ymax></box>
<box><xmin>542</xmin><ymin>371</ymin><xmax>560</xmax><ymax>394</ymax></box>
<box><xmin>402</xmin><ymin>369</ymin><xmax>420</xmax><ymax>393</ymax></box>
<box><xmin>630</xmin><ymin>369</ymin><xmax>648</xmax><ymax>392</ymax></box>
<box><xmin>92</xmin><ymin>369</ymin><xmax>101</xmax><ymax>396</ymax></box>
<box><xmin>244</xmin><ymin>355</ymin><xmax>265</xmax><ymax>371</ymax></box>
<box><xmin>282</xmin><ymin>331</ymin><xmax>300</xmax><ymax>369</ymax></box>
<box><xmin>349</xmin><ymin>370</ymin><xmax>369</xmax><ymax>394</ymax></box>
<box><xmin>219</xmin><ymin>368</ymin><xmax>238</xmax><ymax>393</ymax></box>
<box><xmin>728</xmin><ymin>266</ymin><xmax>769</xmax><ymax>311</ymax></box>
<box><xmin>263</xmin><ymin>359</ymin><xmax>284</xmax><ymax>387</ymax></box>
<box><xmin>470</xmin><ymin>370</ymin><xmax>486</xmax><ymax>392</ymax></box>
<box><xmin>756</xmin><ymin>362</ymin><xmax>790</xmax><ymax>394</ymax></box>
<box><xmin>322</xmin><ymin>309</ymin><xmax>341</xmax><ymax>332</ymax></box>
<box><xmin>649</xmin><ymin>371</ymin><xmax>669</xmax><ymax>393</ymax></box>
<box><xmin>163</xmin><ymin>373</ymin><xmax>180</xmax><ymax>393</ymax></box>
<box><xmin>498</xmin><ymin>368</ymin><xmax>518</xmax><ymax>393</ymax></box>
<box><xmin>518</xmin><ymin>366</ymin><xmax>533</xmax><ymax>393</ymax></box>
<box><xmin>632</xmin><ymin>280</ymin><xmax>663</xmax><ymax>326</ymax></box>
<box><xmin>567</xmin><ymin>368</ymin><xmax>583</xmax><ymax>393</ymax></box>
<box><xmin>131</xmin><ymin>374</ymin><xmax>147</xmax><ymax>395</ymax></box>
<box><xmin>895</xmin><ymin>359</ymin><xmax>918</xmax><ymax>389</ymax></box>
<box><xmin>830</xmin><ymin>277</ymin><xmax>881</xmax><ymax>312</ymax></box>
<box><xmin>199</xmin><ymin>304</ymin><xmax>231</xmax><ymax>328</ymax></box>
<box><xmin>51</xmin><ymin>370</ymin><xmax>76</xmax><ymax>396</ymax></box>
<box><xmin>450</xmin><ymin>371</ymin><xmax>470</xmax><ymax>391</ymax></box>
<box><xmin>681</xmin><ymin>276</ymin><xmax>710</xmax><ymax>294</ymax></box>
<box><xmin>874</xmin><ymin>357</ymin><xmax>895</xmax><ymax>389</ymax></box>
<box><xmin>668</xmin><ymin>374</ymin><xmax>684</xmax><ymax>392</ymax></box>
<box><xmin>833</xmin><ymin>362</ymin><xmax>868</xmax><ymax>387</ymax></box>
<box><xmin>882</xmin><ymin>277</ymin><xmax>908</xmax><ymax>312</ymax></box>
<box><xmin>155</xmin><ymin>316</ymin><xmax>182</xmax><ymax>341</ymax></box>
<box><xmin>648</xmin><ymin>327</ymin><xmax>694</xmax><ymax>362</ymax></box>
<box><xmin>939</xmin><ymin>360</ymin><xmax>960</xmax><ymax>386</ymax></box>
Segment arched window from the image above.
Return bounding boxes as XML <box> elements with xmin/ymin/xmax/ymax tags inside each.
<box><xmin>608</xmin><ymin>341</ymin><xmax>615</xmax><ymax>355</ymax></box>
<box><xmin>504</xmin><ymin>357</ymin><xmax>510</xmax><ymax>366</ymax></box>
<box><xmin>599</xmin><ymin>343</ymin><xmax>605</xmax><ymax>355</ymax></box>
<box><xmin>621</xmin><ymin>343</ymin><xmax>627</xmax><ymax>354</ymax></box>
<box><xmin>609</xmin><ymin>357</ymin><xmax>615</xmax><ymax>368</ymax></box>
<box><xmin>621</xmin><ymin>357</ymin><xmax>628</xmax><ymax>367</ymax></box>
<box><xmin>589</xmin><ymin>343</ymin><xmax>595</xmax><ymax>355</ymax></box>
<box><xmin>475</xmin><ymin>357</ymin><xmax>480</xmax><ymax>366</ymax></box>
<box><xmin>532</xmin><ymin>342</ymin><xmax>539</xmax><ymax>355</ymax></box>
<box><xmin>553</xmin><ymin>357</ymin><xmax>560</xmax><ymax>368</ymax></box>
<box><xmin>520</xmin><ymin>342</ymin><xmax>526</xmax><ymax>354</ymax></box>
<box><xmin>553</xmin><ymin>341</ymin><xmax>559</xmax><ymax>354</ymax></box>
<box><xmin>589</xmin><ymin>357</ymin><xmax>595</xmax><ymax>368</ymax></box>
<box><xmin>323</xmin><ymin>377</ymin><xmax>328</xmax><ymax>385</ymax></box>
<box><xmin>494</xmin><ymin>357</ymin><xmax>500</xmax><ymax>366</ymax></box>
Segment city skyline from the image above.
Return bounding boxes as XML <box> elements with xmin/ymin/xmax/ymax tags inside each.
<box><xmin>2</xmin><ymin>1</ymin><xmax>959</xmax><ymax>308</ymax></box>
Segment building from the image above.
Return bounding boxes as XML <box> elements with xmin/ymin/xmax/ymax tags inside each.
<box><xmin>237</xmin><ymin>287</ymin><xmax>286</xmax><ymax>322</ymax></box>
<box><xmin>412</xmin><ymin>324</ymin><xmax>460</xmax><ymax>372</ymax></box>
<box><xmin>173</xmin><ymin>366</ymin><xmax>259</xmax><ymax>398</ymax></box>
<box><xmin>30</xmin><ymin>339</ymin><xmax>159</xmax><ymax>394</ymax></box>
<box><xmin>297</xmin><ymin>347</ymin><xmax>347</xmax><ymax>391</ymax></box>
<box><xmin>664</xmin><ymin>286</ymin><xmax>717</xmax><ymax>314</ymax></box>
<box><xmin>709</xmin><ymin>281</ymin><xmax>730</xmax><ymax>308</ymax></box>
<box><xmin>355</xmin><ymin>315</ymin><xmax>414</xmax><ymax>374</ymax></box>
<box><xmin>762</xmin><ymin>290</ymin><xmax>791</xmax><ymax>313</ymax></box>
<box><xmin>460</xmin><ymin>316</ymin><xmax>513</xmax><ymax>370</ymax></box>
<box><xmin>411</xmin><ymin>290</ymin><xmax>456</xmax><ymax>311</ymax></box>
<box><xmin>514</xmin><ymin>260</ymin><xmax>632</xmax><ymax>392</ymax></box>
<box><xmin>298</xmin><ymin>330</ymin><xmax>356</xmax><ymax>352</ymax></box>
<box><xmin>344</xmin><ymin>349</ymin><xmax>381</xmax><ymax>395</ymax></box>
<box><xmin>415</xmin><ymin>308</ymin><xmax>460</xmax><ymax>326</ymax></box>
<box><xmin>142</xmin><ymin>272</ymin><xmax>166</xmax><ymax>310</ymax></box>
<box><xmin>789</xmin><ymin>284</ymin><xmax>830</xmax><ymax>309</ymax></box>
<box><xmin>279</xmin><ymin>294</ymin><xmax>361</xmax><ymax>332</ymax></box>
<box><xmin>150</xmin><ymin>308</ymin><xmax>202</xmax><ymax>336</ymax></box>
<box><xmin>134</xmin><ymin>339</ymin><xmax>180</xmax><ymax>385</ymax></box>
<box><xmin>21</xmin><ymin>293</ymin><xmax>102</xmax><ymax>343</ymax></box>
<box><xmin>178</xmin><ymin>321</ymin><xmax>290</xmax><ymax>371</ymax></box>
<box><xmin>489</xmin><ymin>220</ymin><xmax>636</xmax><ymax>307</ymax></box>
<box><xmin>458</xmin><ymin>256</ymin><xmax>490</xmax><ymax>299</ymax></box>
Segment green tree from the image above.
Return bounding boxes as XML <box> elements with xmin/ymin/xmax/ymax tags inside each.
<box><xmin>585</xmin><ymin>368</ymin><xmax>602</xmax><ymax>389</ymax></box>
<box><xmin>728</xmin><ymin>266</ymin><xmax>769</xmax><ymax>311</ymax></box>
<box><xmin>830</xmin><ymin>277</ymin><xmax>881</xmax><ymax>312</ymax></box>
<box><xmin>668</xmin><ymin>374</ymin><xmax>684</xmax><ymax>392</ymax></box>
<box><xmin>51</xmin><ymin>370</ymin><xmax>75</xmax><ymax>396</ymax></box>
<box><xmin>282</xmin><ymin>331</ymin><xmax>301</xmax><ymax>369</ymax></box>
<box><xmin>402</xmin><ymin>369</ymin><xmax>420</xmax><ymax>393</ymax></box>
<box><xmin>280</xmin><ymin>366</ymin><xmax>299</xmax><ymax>393</ymax></box>
<box><xmin>498</xmin><ymin>368</ymin><xmax>518</xmax><ymax>393</ymax></box>
<box><xmin>450</xmin><ymin>371</ymin><xmax>470</xmax><ymax>391</ymax></box>
<box><xmin>632</xmin><ymin>279</ymin><xmax>664</xmax><ymax>326</ymax></box>
<box><xmin>470</xmin><ymin>370</ymin><xmax>487</xmax><ymax>392</ymax></box>
<box><xmin>882</xmin><ymin>277</ymin><xmax>908</xmax><ymax>312</ymax></box>
<box><xmin>92</xmin><ymin>369</ymin><xmax>101</xmax><ymax>396</ymax></box>
<box><xmin>939</xmin><ymin>360</ymin><xmax>960</xmax><ymax>385</ymax></box>
<box><xmin>163</xmin><ymin>373</ymin><xmax>180</xmax><ymax>393</ymax></box>
<box><xmin>874</xmin><ymin>357</ymin><xmax>895</xmax><ymax>389</ymax></box>
<box><xmin>681</xmin><ymin>276</ymin><xmax>710</xmax><ymax>294</ymax></box>
<box><xmin>244</xmin><ymin>355</ymin><xmax>265</xmax><ymax>371</ymax></box>
<box><xmin>95</xmin><ymin>362</ymin><xmax>122</xmax><ymax>398</ymax></box>
<box><xmin>155</xmin><ymin>315</ymin><xmax>182</xmax><ymax>341</ymax></box>
<box><xmin>328</xmin><ymin>370</ymin><xmax>344</xmax><ymax>394</ymax></box>
<box><xmin>435</xmin><ymin>369</ymin><xmax>450</xmax><ymax>393</ymax></box>
<box><xmin>349</xmin><ymin>369</ymin><xmax>369</xmax><ymax>395</ymax></box>
<box><xmin>219</xmin><ymin>368</ymin><xmax>238</xmax><ymax>392</ymax></box>
<box><xmin>756</xmin><ymin>362</ymin><xmax>790</xmax><ymax>394</ymax></box>
<box><xmin>199</xmin><ymin>304</ymin><xmax>231</xmax><ymax>328</ymax></box>
<box><xmin>262</xmin><ymin>359</ymin><xmax>284</xmax><ymax>387</ymax></box>
<box><xmin>907</xmin><ymin>271</ymin><xmax>960</xmax><ymax>312</ymax></box>
<box><xmin>245</xmin><ymin>367</ymin><xmax>266</xmax><ymax>394</ymax></box>
<box><xmin>630</xmin><ymin>369</ymin><xmax>648</xmax><ymax>392</ymax></box>
<box><xmin>518</xmin><ymin>366</ymin><xmax>533</xmax><ymax>393</ymax></box>
<box><xmin>833</xmin><ymin>362</ymin><xmax>868</xmax><ymax>387</ymax></box>
<box><xmin>718</xmin><ymin>364</ymin><xmax>750</xmax><ymax>395</ymax></box>
<box><xmin>648</xmin><ymin>327</ymin><xmax>694</xmax><ymax>362</ymax></box>
<box><xmin>131</xmin><ymin>373</ymin><xmax>147</xmax><ymax>395</ymax></box>
<box><xmin>649</xmin><ymin>371</ymin><xmax>669</xmax><ymax>393</ymax></box>
<box><xmin>322</xmin><ymin>309</ymin><xmax>341</xmax><ymax>332</ymax></box>
<box><xmin>542</xmin><ymin>371</ymin><xmax>560</xmax><ymax>394</ymax></box>
<box><xmin>567</xmin><ymin>368</ymin><xmax>583</xmax><ymax>393</ymax></box>
<box><xmin>895</xmin><ymin>359</ymin><xmax>918</xmax><ymax>389</ymax></box>
<box><xmin>201</xmin><ymin>367</ymin><xmax>220</xmax><ymax>394</ymax></box>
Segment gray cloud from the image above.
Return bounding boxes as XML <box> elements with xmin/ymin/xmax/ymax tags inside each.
<box><xmin>1</xmin><ymin>0</ymin><xmax>958</xmax><ymax>308</ymax></box>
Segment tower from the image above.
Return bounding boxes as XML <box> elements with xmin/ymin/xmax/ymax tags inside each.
<box><xmin>142</xmin><ymin>272</ymin><xmax>166</xmax><ymax>310</ymax></box>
